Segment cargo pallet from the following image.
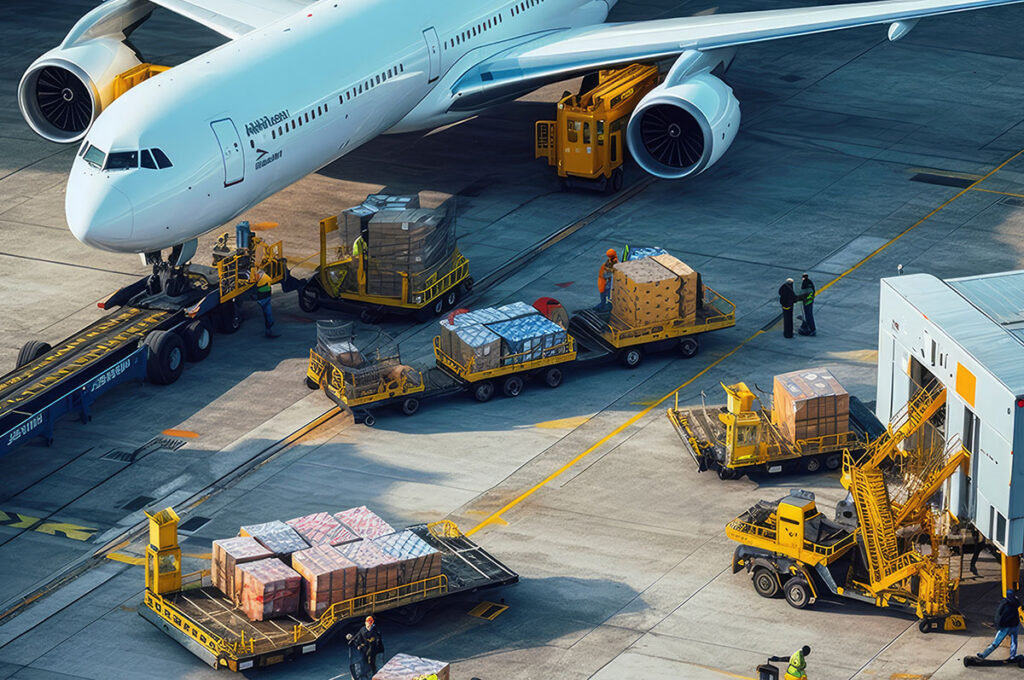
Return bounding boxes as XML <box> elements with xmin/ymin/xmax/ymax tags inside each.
<box><xmin>433</xmin><ymin>336</ymin><xmax>578</xmax><ymax>402</ymax></box>
<box><xmin>140</xmin><ymin>511</ymin><xmax>518</xmax><ymax>671</ymax></box>
<box><xmin>0</xmin><ymin>232</ymin><xmax>290</xmax><ymax>458</ymax></box>
<box><xmin>306</xmin><ymin>346</ymin><xmax>429</xmax><ymax>422</ymax></box>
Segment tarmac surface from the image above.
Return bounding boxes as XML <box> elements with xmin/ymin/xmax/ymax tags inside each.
<box><xmin>2</xmin><ymin>0</ymin><xmax>1024</xmax><ymax>678</ymax></box>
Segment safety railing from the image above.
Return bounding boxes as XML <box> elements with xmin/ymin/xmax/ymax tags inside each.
<box><xmin>217</xmin><ymin>237</ymin><xmax>285</xmax><ymax>302</ymax></box>
<box><xmin>605</xmin><ymin>287</ymin><xmax>736</xmax><ymax>343</ymax></box>
<box><xmin>428</xmin><ymin>519</ymin><xmax>462</xmax><ymax>539</ymax></box>
<box><xmin>433</xmin><ymin>335</ymin><xmax>576</xmax><ymax>381</ymax></box>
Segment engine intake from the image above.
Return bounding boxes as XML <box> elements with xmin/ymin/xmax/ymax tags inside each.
<box><xmin>626</xmin><ymin>73</ymin><xmax>740</xmax><ymax>179</ymax></box>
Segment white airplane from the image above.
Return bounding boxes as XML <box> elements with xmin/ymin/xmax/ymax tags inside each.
<box><xmin>18</xmin><ymin>0</ymin><xmax>1021</xmax><ymax>257</ymax></box>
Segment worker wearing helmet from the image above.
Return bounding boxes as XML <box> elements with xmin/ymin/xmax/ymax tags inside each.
<box><xmin>347</xmin><ymin>615</ymin><xmax>384</xmax><ymax>678</ymax></box>
<box><xmin>597</xmin><ymin>248</ymin><xmax>618</xmax><ymax>311</ymax></box>
<box><xmin>769</xmin><ymin>645</ymin><xmax>810</xmax><ymax>679</ymax></box>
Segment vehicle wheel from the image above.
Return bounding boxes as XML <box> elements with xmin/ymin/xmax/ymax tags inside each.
<box><xmin>502</xmin><ymin>375</ymin><xmax>524</xmax><ymax>398</ymax></box>
<box><xmin>679</xmin><ymin>336</ymin><xmax>700</xmax><ymax>359</ymax></box>
<box><xmin>602</xmin><ymin>175</ymin><xmax>613</xmax><ymax>195</ymax></box>
<box><xmin>919</xmin><ymin>619</ymin><xmax>931</xmax><ymax>634</ymax></box>
<box><xmin>611</xmin><ymin>167</ymin><xmax>624</xmax><ymax>192</ymax></box>
<box><xmin>717</xmin><ymin>466</ymin><xmax>738</xmax><ymax>481</ymax></box>
<box><xmin>804</xmin><ymin>456</ymin><xmax>822</xmax><ymax>473</ymax></box>
<box><xmin>473</xmin><ymin>381</ymin><xmax>495</xmax><ymax>403</ymax></box>
<box><xmin>183</xmin><ymin>318</ymin><xmax>213</xmax><ymax>362</ymax></box>
<box><xmin>462</xmin><ymin>277</ymin><xmax>474</xmax><ymax>294</ymax></box>
<box><xmin>298</xmin><ymin>280</ymin><xmax>321</xmax><ymax>313</ymax></box>
<box><xmin>362</xmin><ymin>413</ymin><xmax>376</xmax><ymax>427</ymax></box>
<box><xmin>359</xmin><ymin>307</ymin><xmax>382</xmax><ymax>324</ymax></box>
<box><xmin>618</xmin><ymin>346</ymin><xmax>644</xmax><ymax>369</ymax></box>
<box><xmin>305</xmin><ymin>376</ymin><xmax>319</xmax><ymax>390</ymax></box>
<box><xmin>400</xmin><ymin>398</ymin><xmax>419</xmax><ymax>416</ymax></box>
<box><xmin>443</xmin><ymin>289</ymin><xmax>459</xmax><ymax>310</ymax></box>
<box><xmin>543</xmin><ymin>367</ymin><xmax>563</xmax><ymax>388</ymax></box>
<box><xmin>215</xmin><ymin>301</ymin><xmax>243</xmax><ymax>334</ymax></box>
<box><xmin>144</xmin><ymin>330</ymin><xmax>186</xmax><ymax>385</ymax></box>
<box><xmin>784</xmin><ymin>578</ymin><xmax>812</xmax><ymax>609</ymax></box>
<box><xmin>752</xmin><ymin>568</ymin><xmax>780</xmax><ymax>598</ymax></box>
<box><xmin>16</xmin><ymin>340</ymin><xmax>51</xmax><ymax>368</ymax></box>
<box><xmin>825</xmin><ymin>454</ymin><xmax>842</xmax><ymax>471</ymax></box>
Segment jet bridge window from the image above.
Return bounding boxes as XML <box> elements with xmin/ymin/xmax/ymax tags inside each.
<box><xmin>151</xmin><ymin>148</ymin><xmax>173</xmax><ymax>169</ymax></box>
<box><xmin>105</xmin><ymin>151</ymin><xmax>138</xmax><ymax>170</ymax></box>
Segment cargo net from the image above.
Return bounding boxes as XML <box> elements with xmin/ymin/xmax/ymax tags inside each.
<box><xmin>316</xmin><ymin>321</ymin><xmax>421</xmax><ymax>398</ymax></box>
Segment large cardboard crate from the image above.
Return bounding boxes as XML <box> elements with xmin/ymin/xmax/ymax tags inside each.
<box><xmin>286</xmin><ymin>512</ymin><xmax>360</xmax><ymax>547</ymax></box>
<box><xmin>651</xmin><ymin>253</ymin><xmax>699</xmax><ymax>323</ymax></box>
<box><xmin>291</xmin><ymin>544</ymin><xmax>359</xmax><ymax>617</ymax></box>
<box><xmin>610</xmin><ymin>258</ymin><xmax>680</xmax><ymax>327</ymax></box>
<box><xmin>373</xmin><ymin>654</ymin><xmax>450</xmax><ymax>680</ymax></box>
<box><xmin>334</xmin><ymin>540</ymin><xmax>400</xmax><ymax>596</ymax></box>
<box><xmin>334</xmin><ymin>506</ymin><xmax>395</xmax><ymax>540</ymax></box>
<box><xmin>236</xmin><ymin>558</ymin><xmax>302</xmax><ymax>622</ymax></box>
<box><xmin>211</xmin><ymin>537</ymin><xmax>274</xmax><ymax>603</ymax></box>
<box><xmin>773</xmin><ymin>368</ymin><xmax>850</xmax><ymax>442</ymax></box>
<box><xmin>372</xmin><ymin>530</ymin><xmax>443</xmax><ymax>585</ymax></box>
<box><xmin>450</xmin><ymin>324</ymin><xmax>502</xmax><ymax>371</ymax></box>
<box><xmin>239</xmin><ymin>520</ymin><xmax>310</xmax><ymax>558</ymax></box>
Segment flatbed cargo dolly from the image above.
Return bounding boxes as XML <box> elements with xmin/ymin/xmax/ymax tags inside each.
<box><xmin>140</xmin><ymin>509</ymin><xmax>518</xmax><ymax>671</ymax></box>
<box><xmin>0</xmin><ymin>226</ymin><xmax>292</xmax><ymax>457</ymax></box>
<box><xmin>433</xmin><ymin>335</ymin><xmax>577</xmax><ymax>402</ymax></box>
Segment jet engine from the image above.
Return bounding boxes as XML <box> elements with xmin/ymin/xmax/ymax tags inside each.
<box><xmin>18</xmin><ymin>0</ymin><xmax>152</xmax><ymax>143</ymax></box>
<box><xmin>626</xmin><ymin>72</ymin><xmax>740</xmax><ymax>179</ymax></box>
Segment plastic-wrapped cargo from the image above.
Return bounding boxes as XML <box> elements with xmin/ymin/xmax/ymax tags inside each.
<box><xmin>211</xmin><ymin>537</ymin><xmax>274</xmax><ymax>603</ymax></box>
<box><xmin>364</xmin><ymin>194</ymin><xmax>419</xmax><ymax>211</ymax></box>
<box><xmin>291</xmin><ymin>544</ymin><xmax>359</xmax><ymax>617</ymax></box>
<box><xmin>625</xmin><ymin>246</ymin><xmax>668</xmax><ymax>261</ymax></box>
<box><xmin>372</xmin><ymin>654</ymin><xmax>450</xmax><ymax>680</ymax></box>
<box><xmin>372</xmin><ymin>530</ymin><xmax>442</xmax><ymax>585</ymax></box>
<box><xmin>236</xmin><ymin>558</ymin><xmax>302</xmax><ymax>621</ymax></box>
<box><xmin>316</xmin><ymin>321</ymin><xmax>365</xmax><ymax>367</ymax></box>
<box><xmin>368</xmin><ymin>207</ymin><xmax>454</xmax><ymax>274</ymax></box>
<box><xmin>488</xmin><ymin>314</ymin><xmax>569</xmax><ymax>365</ymax></box>
<box><xmin>773</xmin><ymin>368</ymin><xmax>850</xmax><ymax>442</ymax></box>
<box><xmin>286</xmin><ymin>512</ymin><xmax>360</xmax><ymax>547</ymax></box>
<box><xmin>450</xmin><ymin>324</ymin><xmax>501</xmax><ymax>371</ymax></box>
<box><xmin>496</xmin><ymin>301</ymin><xmax>539</xmax><ymax>319</ymax></box>
<box><xmin>334</xmin><ymin>539</ymin><xmax>400</xmax><ymax>595</ymax></box>
<box><xmin>239</xmin><ymin>520</ymin><xmax>310</xmax><ymax>558</ymax></box>
<box><xmin>334</xmin><ymin>506</ymin><xmax>395</xmax><ymax>539</ymax></box>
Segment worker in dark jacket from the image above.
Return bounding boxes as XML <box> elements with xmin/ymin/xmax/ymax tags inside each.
<box><xmin>798</xmin><ymin>273</ymin><xmax>816</xmax><ymax>336</ymax></box>
<box><xmin>769</xmin><ymin>645</ymin><xmax>810</xmax><ymax>679</ymax></box>
<box><xmin>347</xmin><ymin>616</ymin><xmax>384</xmax><ymax>676</ymax></box>
<box><xmin>978</xmin><ymin>590</ymin><xmax>1021</xmax><ymax>659</ymax></box>
<box><xmin>778</xmin><ymin>278</ymin><xmax>803</xmax><ymax>339</ymax></box>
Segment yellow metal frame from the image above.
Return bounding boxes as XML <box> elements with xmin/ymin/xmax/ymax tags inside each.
<box><xmin>433</xmin><ymin>335</ymin><xmax>577</xmax><ymax>384</ymax></box>
<box><xmin>725</xmin><ymin>516</ymin><xmax>857</xmax><ymax>567</ymax></box>
<box><xmin>112</xmin><ymin>63</ymin><xmax>170</xmax><ymax>100</ymax></box>
<box><xmin>601</xmin><ymin>287</ymin><xmax>736</xmax><ymax>348</ymax></box>
<box><xmin>216</xmin><ymin>236</ymin><xmax>286</xmax><ymax>303</ymax></box>
<box><xmin>307</xmin><ymin>348</ymin><xmax>425</xmax><ymax>407</ymax></box>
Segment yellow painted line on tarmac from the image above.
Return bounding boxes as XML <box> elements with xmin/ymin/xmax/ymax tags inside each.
<box><xmin>535</xmin><ymin>415</ymin><xmax>591</xmax><ymax>429</ymax></box>
<box><xmin>970</xmin><ymin>186</ymin><xmax>1024</xmax><ymax>200</ymax></box>
<box><xmin>106</xmin><ymin>552</ymin><xmax>146</xmax><ymax>565</ymax></box>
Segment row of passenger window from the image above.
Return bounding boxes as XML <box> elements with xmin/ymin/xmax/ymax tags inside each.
<box><xmin>79</xmin><ymin>142</ymin><xmax>172</xmax><ymax>171</ymax></box>
<box><xmin>511</xmin><ymin>0</ymin><xmax>545</xmax><ymax>17</ymax></box>
<box><xmin>445</xmin><ymin>13</ymin><xmax>502</xmax><ymax>49</ymax></box>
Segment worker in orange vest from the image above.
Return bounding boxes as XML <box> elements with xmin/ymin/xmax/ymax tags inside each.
<box><xmin>597</xmin><ymin>248</ymin><xmax>617</xmax><ymax>310</ymax></box>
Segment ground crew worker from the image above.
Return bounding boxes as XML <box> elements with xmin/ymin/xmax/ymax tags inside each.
<box><xmin>347</xmin><ymin>616</ymin><xmax>384</xmax><ymax>676</ymax></box>
<box><xmin>798</xmin><ymin>273</ymin><xmax>816</xmax><ymax>336</ymax></box>
<box><xmin>977</xmin><ymin>590</ymin><xmax>1020</xmax><ymax>660</ymax></box>
<box><xmin>255</xmin><ymin>268</ymin><xmax>279</xmax><ymax>338</ymax></box>
<box><xmin>769</xmin><ymin>645</ymin><xmax>810</xmax><ymax>679</ymax></box>
<box><xmin>778</xmin><ymin>278</ymin><xmax>802</xmax><ymax>339</ymax></box>
<box><xmin>352</xmin><ymin>233</ymin><xmax>366</xmax><ymax>259</ymax></box>
<box><xmin>597</xmin><ymin>248</ymin><xmax>618</xmax><ymax>310</ymax></box>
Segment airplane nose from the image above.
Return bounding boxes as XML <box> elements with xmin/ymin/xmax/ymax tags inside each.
<box><xmin>66</xmin><ymin>174</ymin><xmax>135</xmax><ymax>251</ymax></box>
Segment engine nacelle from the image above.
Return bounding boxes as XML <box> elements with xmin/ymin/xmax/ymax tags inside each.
<box><xmin>18</xmin><ymin>0</ymin><xmax>152</xmax><ymax>143</ymax></box>
<box><xmin>626</xmin><ymin>72</ymin><xmax>740</xmax><ymax>179</ymax></box>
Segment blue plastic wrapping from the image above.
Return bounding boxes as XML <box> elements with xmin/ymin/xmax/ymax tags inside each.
<box><xmin>488</xmin><ymin>314</ymin><xmax>567</xmax><ymax>365</ymax></box>
<box><xmin>626</xmin><ymin>246</ymin><xmax>669</xmax><ymax>261</ymax></box>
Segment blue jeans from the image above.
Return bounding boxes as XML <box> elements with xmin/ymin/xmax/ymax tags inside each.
<box><xmin>257</xmin><ymin>297</ymin><xmax>274</xmax><ymax>329</ymax></box>
<box><xmin>800</xmin><ymin>303</ymin><xmax>815</xmax><ymax>334</ymax></box>
<box><xmin>980</xmin><ymin>625</ymin><xmax>1018</xmax><ymax>658</ymax></box>
<box><xmin>598</xmin><ymin>289</ymin><xmax>611</xmax><ymax>310</ymax></box>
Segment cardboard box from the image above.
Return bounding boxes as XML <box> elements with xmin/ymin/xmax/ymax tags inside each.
<box><xmin>372</xmin><ymin>530</ymin><xmax>442</xmax><ymax>585</ymax></box>
<box><xmin>373</xmin><ymin>654</ymin><xmax>450</xmax><ymax>680</ymax></box>
<box><xmin>211</xmin><ymin>537</ymin><xmax>274</xmax><ymax>602</ymax></box>
<box><xmin>291</xmin><ymin>544</ymin><xmax>359</xmax><ymax>617</ymax></box>
<box><xmin>610</xmin><ymin>258</ymin><xmax>680</xmax><ymax>327</ymax></box>
<box><xmin>773</xmin><ymin>368</ymin><xmax>850</xmax><ymax>442</ymax></box>
<box><xmin>286</xmin><ymin>512</ymin><xmax>359</xmax><ymax>547</ymax></box>
<box><xmin>450</xmin><ymin>324</ymin><xmax>501</xmax><ymax>371</ymax></box>
<box><xmin>239</xmin><ymin>520</ymin><xmax>310</xmax><ymax>558</ymax></box>
<box><xmin>236</xmin><ymin>558</ymin><xmax>302</xmax><ymax>621</ymax></box>
<box><xmin>334</xmin><ymin>506</ymin><xmax>395</xmax><ymax>540</ymax></box>
<box><xmin>652</xmin><ymin>253</ymin><xmax>699</xmax><ymax>323</ymax></box>
<box><xmin>334</xmin><ymin>540</ymin><xmax>400</xmax><ymax>596</ymax></box>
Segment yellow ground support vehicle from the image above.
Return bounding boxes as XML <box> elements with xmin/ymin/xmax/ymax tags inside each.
<box><xmin>433</xmin><ymin>335</ymin><xmax>577</xmax><ymax>402</ymax></box>
<box><xmin>297</xmin><ymin>214</ymin><xmax>471</xmax><ymax>323</ymax></box>
<box><xmin>535</xmin><ymin>64</ymin><xmax>659</xmax><ymax>192</ymax></box>
<box><xmin>727</xmin><ymin>384</ymin><xmax>970</xmax><ymax>632</ymax></box>
<box><xmin>667</xmin><ymin>381</ymin><xmax>884</xmax><ymax>479</ymax></box>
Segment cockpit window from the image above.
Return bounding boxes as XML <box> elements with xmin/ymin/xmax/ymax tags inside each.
<box><xmin>78</xmin><ymin>141</ymin><xmax>89</xmax><ymax>158</ymax></box>
<box><xmin>151</xmin><ymin>148</ymin><xmax>173</xmax><ymax>169</ymax></box>
<box><xmin>83</xmin><ymin>145</ymin><xmax>106</xmax><ymax>169</ymax></box>
<box><xmin>105</xmin><ymin>151</ymin><xmax>138</xmax><ymax>170</ymax></box>
<box><xmin>141</xmin><ymin>149</ymin><xmax>157</xmax><ymax>169</ymax></box>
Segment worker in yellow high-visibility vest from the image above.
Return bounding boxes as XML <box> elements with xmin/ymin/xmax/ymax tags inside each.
<box><xmin>255</xmin><ymin>269</ymin><xmax>280</xmax><ymax>338</ymax></box>
<box><xmin>769</xmin><ymin>645</ymin><xmax>810</xmax><ymax>679</ymax></box>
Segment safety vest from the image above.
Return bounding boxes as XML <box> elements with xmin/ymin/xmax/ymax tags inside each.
<box><xmin>256</xmin><ymin>273</ymin><xmax>272</xmax><ymax>298</ymax></box>
<box><xmin>598</xmin><ymin>259</ymin><xmax>616</xmax><ymax>293</ymax></box>
<box><xmin>787</xmin><ymin>650</ymin><xmax>807</xmax><ymax>678</ymax></box>
<box><xmin>802</xmin><ymin>286</ymin><xmax>815</xmax><ymax>306</ymax></box>
<box><xmin>353</xmin><ymin>235</ymin><xmax>366</xmax><ymax>258</ymax></box>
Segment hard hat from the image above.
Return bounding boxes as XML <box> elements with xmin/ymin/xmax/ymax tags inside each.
<box><xmin>606</xmin><ymin>249</ymin><xmax>617</xmax><ymax>258</ymax></box>
<box><xmin>365</xmin><ymin>616</ymin><xmax>374</xmax><ymax>625</ymax></box>
<box><xmin>801</xmin><ymin>645</ymin><xmax>811</xmax><ymax>656</ymax></box>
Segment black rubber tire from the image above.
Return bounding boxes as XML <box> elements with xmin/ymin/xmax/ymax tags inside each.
<box><xmin>543</xmin><ymin>367</ymin><xmax>563</xmax><ymax>388</ymax></box>
<box><xmin>16</xmin><ymin>340</ymin><xmax>51</xmax><ymax>368</ymax></box>
<box><xmin>144</xmin><ymin>330</ymin><xmax>186</xmax><ymax>385</ymax></box>
<box><xmin>359</xmin><ymin>307</ymin><xmax>382</xmax><ymax>324</ymax></box>
<box><xmin>804</xmin><ymin>456</ymin><xmax>822</xmax><ymax>474</ymax></box>
<box><xmin>305</xmin><ymin>376</ymin><xmax>319</xmax><ymax>390</ymax></box>
<box><xmin>717</xmin><ymin>466</ymin><xmax>739</xmax><ymax>481</ymax></box>
<box><xmin>363</xmin><ymin>413</ymin><xmax>376</xmax><ymax>427</ymax></box>
<box><xmin>679</xmin><ymin>336</ymin><xmax>700</xmax><ymax>359</ymax></box>
<box><xmin>215</xmin><ymin>301</ymin><xmax>243</xmax><ymax>334</ymax></box>
<box><xmin>919</xmin><ymin>619</ymin><xmax>931</xmax><ymax>634</ymax></box>
<box><xmin>473</xmin><ymin>381</ymin><xmax>495</xmax><ymax>403</ymax></box>
<box><xmin>298</xmin><ymin>280</ymin><xmax>321</xmax><ymax>313</ymax></box>
<box><xmin>824</xmin><ymin>453</ymin><xmax>842</xmax><ymax>470</ymax></box>
<box><xmin>618</xmin><ymin>346</ymin><xmax>644</xmax><ymax>369</ymax></box>
<box><xmin>462</xmin><ymin>276</ymin><xmax>474</xmax><ymax>293</ymax></box>
<box><xmin>784</xmin><ymin>578</ymin><xmax>812</xmax><ymax>609</ymax></box>
<box><xmin>443</xmin><ymin>288</ymin><xmax>459</xmax><ymax>310</ymax></box>
<box><xmin>503</xmin><ymin>375</ymin><xmax>524</xmax><ymax>398</ymax></box>
<box><xmin>612</xmin><ymin>167</ymin><xmax>624</xmax><ymax>192</ymax></box>
<box><xmin>752</xmin><ymin>568</ymin><xmax>780</xmax><ymax>598</ymax></box>
<box><xmin>400</xmin><ymin>398</ymin><xmax>419</xmax><ymax>416</ymax></box>
<box><xmin>183</xmin><ymin>318</ymin><xmax>213</xmax><ymax>362</ymax></box>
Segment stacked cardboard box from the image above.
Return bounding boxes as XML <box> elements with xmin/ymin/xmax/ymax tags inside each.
<box><xmin>236</xmin><ymin>558</ymin><xmax>302</xmax><ymax>621</ymax></box>
<box><xmin>372</xmin><ymin>531</ymin><xmax>442</xmax><ymax>585</ymax></box>
<box><xmin>652</xmin><ymin>253</ymin><xmax>699</xmax><ymax>324</ymax></box>
<box><xmin>211</xmin><ymin>537</ymin><xmax>273</xmax><ymax>603</ymax></box>
<box><xmin>773</xmin><ymin>368</ymin><xmax>850</xmax><ymax>442</ymax></box>
<box><xmin>239</xmin><ymin>520</ymin><xmax>310</xmax><ymax>558</ymax></box>
<box><xmin>368</xmin><ymin>209</ymin><xmax>454</xmax><ymax>274</ymax></box>
<box><xmin>372</xmin><ymin>654</ymin><xmax>450</xmax><ymax>680</ymax></box>
<box><xmin>286</xmin><ymin>512</ymin><xmax>359</xmax><ymax>547</ymax></box>
<box><xmin>291</xmin><ymin>545</ymin><xmax>359</xmax><ymax>617</ymax></box>
<box><xmin>449</xmin><ymin>325</ymin><xmax>501</xmax><ymax>371</ymax></box>
<box><xmin>335</xmin><ymin>506</ymin><xmax>395</xmax><ymax>539</ymax></box>
<box><xmin>489</xmin><ymin>315</ymin><xmax>568</xmax><ymax>365</ymax></box>
<box><xmin>335</xmin><ymin>540</ymin><xmax>400</xmax><ymax>596</ymax></box>
<box><xmin>611</xmin><ymin>254</ymin><xmax>702</xmax><ymax>327</ymax></box>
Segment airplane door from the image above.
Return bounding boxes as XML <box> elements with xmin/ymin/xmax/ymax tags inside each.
<box><xmin>210</xmin><ymin>118</ymin><xmax>244</xmax><ymax>187</ymax></box>
<box><xmin>422</xmin><ymin>28</ymin><xmax>440</xmax><ymax>82</ymax></box>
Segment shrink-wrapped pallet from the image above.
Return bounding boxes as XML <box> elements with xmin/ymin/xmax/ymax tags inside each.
<box><xmin>773</xmin><ymin>368</ymin><xmax>850</xmax><ymax>442</ymax></box>
<box><xmin>368</xmin><ymin>208</ymin><xmax>454</xmax><ymax>274</ymax></box>
<box><xmin>372</xmin><ymin>654</ymin><xmax>450</xmax><ymax>680</ymax></box>
<box><xmin>450</xmin><ymin>324</ymin><xmax>501</xmax><ymax>371</ymax></box>
<box><xmin>286</xmin><ymin>512</ymin><xmax>360</xmax><ymax>547</ymax></box>
<box><xmin>372</xmin><ymin>530</ymin><xmax>442</xmax><ymax>585</ymax></box>
<box><xmin>291</xmin><ymin>544</ymin><xmax>359</xmax><ymax>617</ymax></box>
<box><xmin>625</xmin><ymin>246</ymin><xmax>668</xmax><ymax>261</ymax></box>
<box><xmin>239</xmin><ymin>520</ymin><xmax>310</xmax><ymax>558</ymax></box>
<box><xmin>335</xmin><ymin>506</ymin><xmax>395</xmax><ymax>539</ymax></box>
<box><xmin>438</xmin><ymin>307</ymin><xmax>509</xmax><ymax>361</ymax></box>
<box><xmin>335</xmin><ymin>539</ymin><xmax>400</xmax><ymax>596</ymax></box>
<box><xmin>496</xmin><ymin>301</ymin><xmax>539</xmax><ymax>319</ymax></box>
<box><xmin>488</xmin><ymin>314</ymin><xmax>568</xmax><ymax>366</ymax></box>
<box><xmin>211</xmin><ymin>537</ymin><xmax>273</xmax><ymax>602</ymax></box>
<box><xmin>610</xmin><ymin>258</ymin><xmax>680</xmax><ymax>327</ymax></box>
<box><xmin>236</xmin><ymin>558</ymin><xmax>302</xmax><ymax>621</ymax></box>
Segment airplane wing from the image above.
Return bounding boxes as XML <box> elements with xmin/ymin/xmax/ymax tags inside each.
<box><xmin>146</xmin><ymin>0</ymin><xmax>309</xmax><ymax>38</ymax></box>
<box><xmin>452</xmin><ymin>0</ymin><xmax>1022</xmax><ymax>108</ymax></box>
